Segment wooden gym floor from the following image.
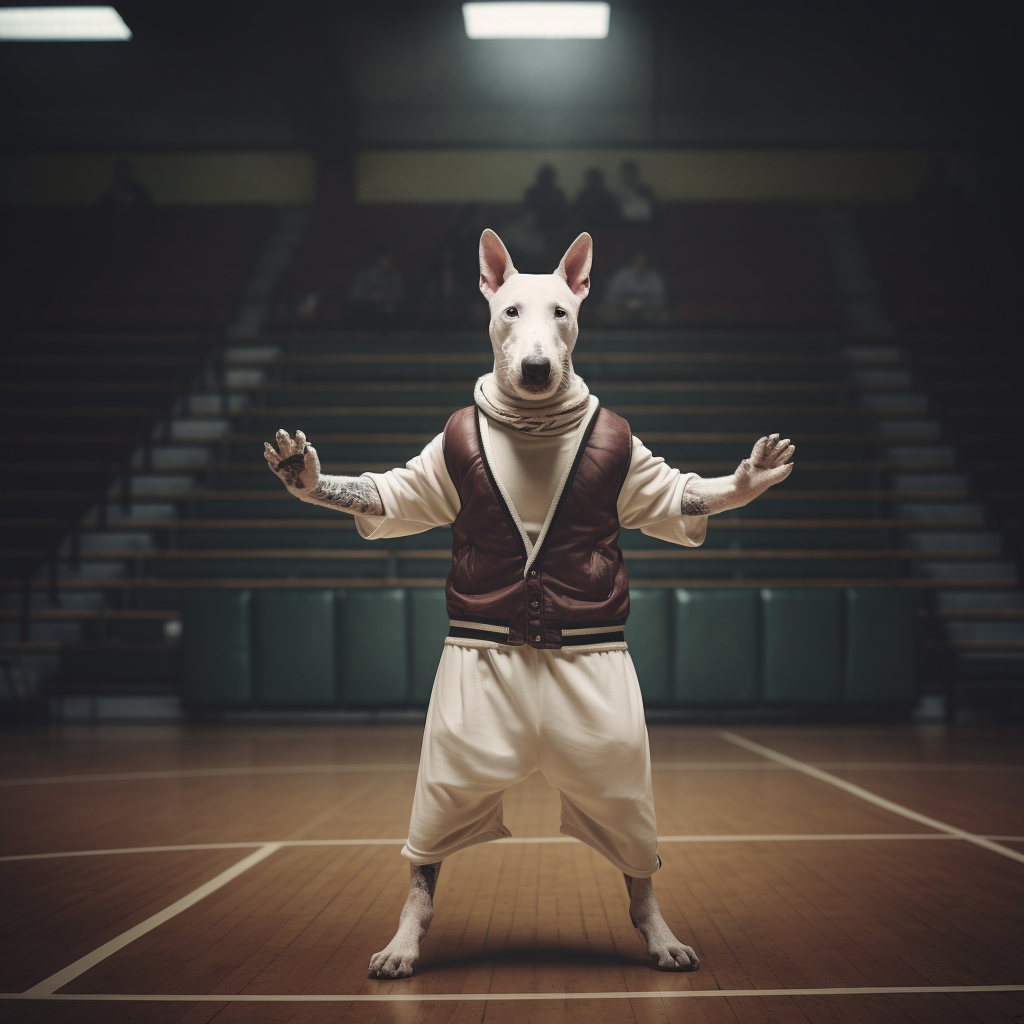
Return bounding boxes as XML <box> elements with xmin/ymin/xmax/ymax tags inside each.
<box><xmin>1</xmin><ymin>723</ymin><xmax>1023</xmax><ymax>1023</ymax></box>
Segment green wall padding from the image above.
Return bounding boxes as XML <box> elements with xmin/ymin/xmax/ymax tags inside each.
<box><xmin>253</xmin><ymin>590</ymin><xmax>336</xmax><ymax>705</ymax></box>
<box><xmin>673</xmin><ymin>588</ymin><xmax>759</xmax><ymax>703</ymax></box>
<box><xmin>845</xmin><ymin>588</ymin><xmax>917</xmax><ymax>702</ymax></box>
<box><xmin>762</xmin><ymin>587</ymin><xmax>843</xmax><ymax>702</ymax></box>
<box><xmin>409</xmin><ymin>588</ymin><xmax>450</xmax><ymax>704</ymax></box>
<box><xmin>176</xmin><ymin>584</ymin><xmax>918</xmax><ymax>710</ymax></box>
<box><xmin>626</xmin><ymin>589</ymin><xmax>672</xmax><ymax>704</ymax></box>
<box><xmin>181</xmin><ymin>589</ymin><xmax>252</xmax><ymax>705</ymax></box>
<box><xmin>338</xmin><ymin>588</ymin><xmax>409</xmax><ymax>705</ymax></box>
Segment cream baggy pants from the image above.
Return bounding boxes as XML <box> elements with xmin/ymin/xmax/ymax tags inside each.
<box><xmin>401</xmin><ymin>642</ymin><xmax>661</xmax><ymax>877</ymax></box>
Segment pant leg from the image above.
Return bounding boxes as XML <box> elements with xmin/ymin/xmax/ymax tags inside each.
<box><xmin>536</xmin><ymin>649</ymin><xmax>661</xmax><ymax>877</ymax></box>
<box><xmin>402</xmin><ymin>643</ymin><xmax>541</xmax><ymax>864</ymax></box>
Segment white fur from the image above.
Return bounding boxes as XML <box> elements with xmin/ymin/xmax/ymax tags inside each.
<box><xmin>479</xmin><ymin>229</ymin><xmax>593</xmax><ymax>401</ymax></box>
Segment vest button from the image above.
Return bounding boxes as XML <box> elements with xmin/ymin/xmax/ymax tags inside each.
<box><xmin>534</xmin><ymin>635</ymin><xmax>542</xmax><ymax>643</ymax></box>
<box><xmin>530</xmin><ymin>570</ymin><xmax>537</xmax><ymax>577</ymax></box>
<box><xmin>530</xmin><ymin>599</ymin><xmax>539</xmax><ymax>609</ymax></box>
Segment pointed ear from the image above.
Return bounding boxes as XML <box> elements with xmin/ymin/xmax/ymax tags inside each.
<box><xmin>555</xmin><ymin>232</ymin><xmax>592</xmax><ymax>300</ymax></box>
<box><xmin>479</xmin><ymin>229</ymin><xmax>517</xmax><ymax>300</ymax></box>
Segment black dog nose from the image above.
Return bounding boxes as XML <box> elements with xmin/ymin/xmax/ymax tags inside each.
<box><xmin>521</xmin><ymin>355</ymin><xmax>551</xmax><ymax>384</ymax></box>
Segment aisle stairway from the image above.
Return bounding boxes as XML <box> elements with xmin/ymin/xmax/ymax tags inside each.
<box><xmin>906</xmin><ymin>340</ymin><xmax>1024</xmax><ymax>718</ymax></box>
<box><xmin>6</xmin><ymin>328</ymin><xmax>1017</xmax><ymax>718</ymax></box>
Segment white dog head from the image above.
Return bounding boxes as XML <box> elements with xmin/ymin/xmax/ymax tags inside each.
<box><xmin>479</xmin><ymin>229</ymin><xmax>593</xmax><ymax>402</ymax></box>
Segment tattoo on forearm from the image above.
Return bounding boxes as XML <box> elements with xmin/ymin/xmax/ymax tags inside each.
<box><xmin>276</xmin><ymin>453</ymin><xmax>307</xmax><ymax>489</ymax></box>
<box><xmin>681</xmin><ymin>492</ymin><xmax>709</xmax><ymax>516</ymax></box>
<box><xmin>310</xmin><ymin>476</ymin><xmax>383</xmax><ymax>515</ymax></box>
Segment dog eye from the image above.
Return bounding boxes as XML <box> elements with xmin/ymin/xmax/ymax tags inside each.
<box><xmin>505</xmin><ymin>307</ymin><xmax>518</xmax><ymax>317</ymax></box>
<box><xmin>554</xmin><ymin>308</ymin><xmax>567</xmax><ymax>319</ymax></box>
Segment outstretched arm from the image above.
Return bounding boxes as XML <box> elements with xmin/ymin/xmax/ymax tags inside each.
<box><xmin>265</xmin><ymin>428</ymin><xmax>384</xmax><ymax>516</ymax></box>
<box><xmin>682</xmin><ymin>433</ymin><xmax>795</xmax><ymax>516</ymax></box>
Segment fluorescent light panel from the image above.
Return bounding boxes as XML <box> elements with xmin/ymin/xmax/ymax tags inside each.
<box><xmin>0</xmin><ymin>6</ymin><xmax>131</xmax><ymax>40</ymax></box>
<box><xmin>463</xmin><ymin>2</ymin><xmax>609</xmax><ymax>39</ymax></box>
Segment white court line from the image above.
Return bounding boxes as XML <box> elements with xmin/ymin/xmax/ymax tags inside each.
<box><xmin>808</xmin><ymin>762</ymin><xmax>1024</xmax><ymax>773</ymax></box>
<box><xmin>5</xmin><ymin>833</ymin><xmax>1023</xmax><ymax>864</ymax></box>
<box><xmin>1</xmin><ymin>984</ymin><xmax>1022</xmax><ymax>1003</ymax></box>
<box><xmin>23</xmin><ymin>843</ymin><xmax>282</xmax><ymax>996</ymax></box>
<box><xmin>0</xmin><ymin>764</ymin><xmax>420</xmax><ymax>786</ymax></box>
<box><xmin>720</xmin><ymin>732</ymin><xmax>1024</xmax><ymax>867</ymax></box>
<box><xmin>4</xmin><ymin>761</ymin><xmax>1023</xmax><ymax>786</ymax></box>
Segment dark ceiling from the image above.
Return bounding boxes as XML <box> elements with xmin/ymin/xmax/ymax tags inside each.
<box><xmin>1</xmin><ymin>0</ymin><xmax>1020</xmax><ymax>157</ymax></box>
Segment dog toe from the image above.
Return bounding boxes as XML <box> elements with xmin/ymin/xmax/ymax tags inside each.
<box><xmin>382</xmin><ymin>953</ymin><xmax>407</xmax><ymax>978</ymax></box>
<box><xmin>671</xmin><ymin>946</ymin><xmax>699</xmax><ymax>971</ymax></box>
<box><xmin>653</xmin><ymin>949</ymin><xmax>677</xmax><ymax>969</ymax></box>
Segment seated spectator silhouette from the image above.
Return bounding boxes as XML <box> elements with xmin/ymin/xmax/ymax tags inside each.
<box><xmin>98</xmin><ymin>157</ymin><xmax>153</xmax><ymax>213</ymax></box>
<box><xmin>524</xmin><ymin>165</ymin><xmax>567</xmax><ymax>232</ymax></box>
<box><xmin>617</xmin><ymin>160</ymin><xmax>657</xmax><ymax>225</ymax></box>
<box><xmin>293</xmin><ymin>292</ymin><xmax>321</xmax><ymax>322</ymax></box>
<box><xmin>421</xmin><ymin>248</ymin><xmax>470</xmax><ymax>325</ymax></box>
<box><xmin>599</xmin><ymin>250</ymin><xmax>668</xmax><ymax>325</ymax></box>
<box><xmin>349</xmin><ymin>252</ymin><xmax>406</xmax><ymax>325</ymax></box>
<box><xmin>500</xmin><ymin>208</ymin><xmax>546</xmax><ymax>268</ymax></box>
<box><xmin>94</xmin><ymin>157</ymin><xmax>154</xmax><ymax>264</ymax></box>
<box><xmin>573</xmin><ymin>167</ymin><xmax>621</xmax><ymax>232</ymax></box>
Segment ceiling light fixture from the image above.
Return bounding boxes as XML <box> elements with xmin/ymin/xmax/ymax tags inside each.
<box><xmin>0</xmin><ymin>6</ymin><xmax>131</xmax><ymax>40</ymax></box>
<box><xmin>462</xmin><ymin>2</ymin><xmax>609</xmax><ymax>40</ymax></box>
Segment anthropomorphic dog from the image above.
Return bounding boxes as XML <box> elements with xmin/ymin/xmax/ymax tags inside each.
<box><xmin>265</xmin><ymin>229</ymin><xmax>795</xmax><ymax>978</ymax></box>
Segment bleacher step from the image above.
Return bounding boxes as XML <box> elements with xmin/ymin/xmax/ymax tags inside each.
<box><xmin>891</xmin><ymin>473</ymin><xmax>969</xmax><ymax>493</ymax></box>
<box><xmin>896</xmin><ymin>502</ymin><xmax>985</xmax><ymax>521</ymax></box>
<box><xmin>936</xmin><ymin>591</ymin><xmax>1024</xmax><ymax>612</ymax></box>
<box><xmin>877</xmin><ymin>419</ymin><xmax>941</xmax><ymax>437</ymax></box>
<box><xmin>87</xmin><ymin>502</ymin><xmax>180</xmax><ymax>521</ymax></box>
<box><xmin>0</xmin><ymin>622</ymin><xmax>82</xmax><ymax>644</ymax></box>
<box><xmin>883</xmin><ymin>446</ymin><xmax>955</xmax><ymax>466</ymax></box>
<box><xmin>225</xmin><ymin>345</ymin><xmax>281</xmax><ymax>364</ymax></box>
<box><xmin>47</xmin><ymin>563</ymin><xmax>127</xmax><ymax>581</ymax></box>
<box><xmin>0</xmin><ymin>591</ymin><xmax>108</xmax><ymax>612</ymax></box>
<box><xmin>74</xmin><ymin>531</ymin><xmax>156</xmax><ymax>553</ymax></box>
<box><xmin>109</xmin><ymin>474</ymin><xmax>196</xmax><ymax>496</ymax></box>
<box><xmin>134</xmin><ymin>445</ymin><xmax>212</xmax><ymax>467</ymax></box>
<box><xmin>840</xmin><ymin>345</ymin><xmax>904</xmax><ymax>363</ymax></box>
<box><xmin>858</xmin><ymin>393</ymin><xmax>928</xmax><ymax>413</ymax></box>
<box><xmin>185</xmin><ymin>393</ymin><xmax>250</xmax><ymax>414</ymax></box>
<box><xmin>907</xmin><ymin>532</ymin><xmax>1001</xmax><ymax>552</ymax></box>
<box><xmin>224</xmin><ymin>368</ymin><xmax>267</xmax><ymax>387</ymax></box>
<box><xmin>848</xmin><ymin>368</ymin><xmax>913</xmax><ymax>387</ymax></box>
<box><xmin>164</xmin><ymin>419</ymin><xmax>230</xmax><ymax>440</ymax></box>
<box><xmin>918</xmin><ymin>561</ymin><xmax>1018</xmax><ymax>582</ymax></box>
<box><xmin>945</xmin><ymin>622</ymin><xmax>1024</xmax><ymax>642</ymax></box>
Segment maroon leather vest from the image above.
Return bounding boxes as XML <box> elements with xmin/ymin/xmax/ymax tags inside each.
<box><xmin>442</xmin><ymin>404</ymin><xmax>632</xmax><ymax>649</ymax></box>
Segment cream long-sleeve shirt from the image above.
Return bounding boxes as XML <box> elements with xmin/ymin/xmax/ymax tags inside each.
<box><xmin>352</xmin><ymin>406</ymin><xmax>707</xmax><ymax>549</ymax></box>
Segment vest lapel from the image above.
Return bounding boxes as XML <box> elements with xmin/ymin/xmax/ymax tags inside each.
<box><xmin>525</xmin><ymin>398</ymin><xmax>600</xmax><ymax>576</ymax></box>
<box><xmin>475</xmin><ymin>408</ymin><xmax>531</xmax><ymax>560</ymax></box>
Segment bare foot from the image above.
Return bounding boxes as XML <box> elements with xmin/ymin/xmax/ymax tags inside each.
<box><xmin>624</xmin><ymin>874</ymin><xmax>699</xmax><ymax>971</ymax></box>
<box><xmin>368</xmin><ymin>862</ymin><xmax>440</xmax><ymax>979</ymax></box>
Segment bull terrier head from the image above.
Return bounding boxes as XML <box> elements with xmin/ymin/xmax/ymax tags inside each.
<box><xmin>479</xmin><ymin>229</ymin><xmax>592</xmax><ymax>402</ymax></box>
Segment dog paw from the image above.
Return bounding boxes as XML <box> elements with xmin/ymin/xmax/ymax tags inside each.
<box><xmin>367</xmin><ymin>942</ymin><xmax>419</xmax><ymax>979</ymax></box>
<box><xmin>648</xmin><ymin>940</ymin><xmax>699</xmax><ymax>971</ymax></box>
